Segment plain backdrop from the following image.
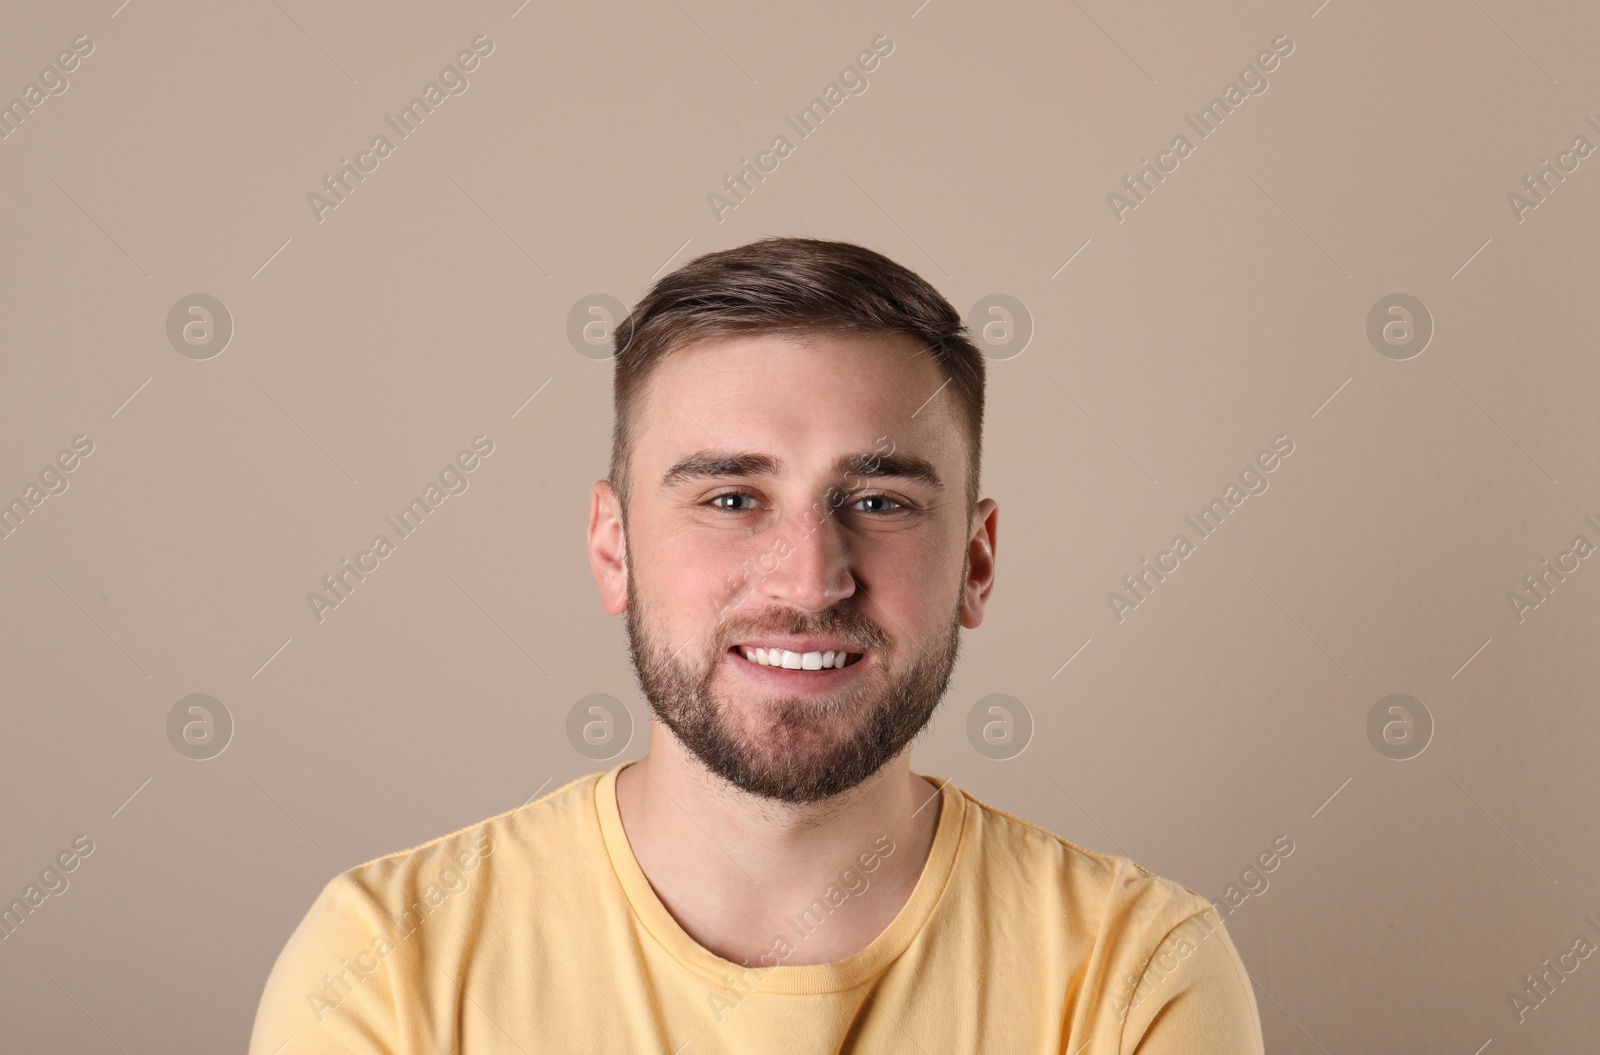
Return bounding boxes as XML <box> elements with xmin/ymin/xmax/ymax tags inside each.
<box><xmin>2</xmin><ymin>0</ymin><xmax>1598</xmax><ymax>1051</ymax></box>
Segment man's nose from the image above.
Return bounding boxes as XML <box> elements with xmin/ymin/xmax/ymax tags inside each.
<box><xmin>758</xmin><ymin>499</ymin><xmax>856</xmax><ymax>612</ymax></box>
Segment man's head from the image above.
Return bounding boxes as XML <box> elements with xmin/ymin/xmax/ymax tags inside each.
<box><xmin>587</xmin><ymin>238</ymin><xmax>998</xmax><ymax>804</ymax></box>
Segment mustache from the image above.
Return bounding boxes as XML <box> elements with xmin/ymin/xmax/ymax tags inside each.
<box><xmin>716</xmin><ymin>609</ymin><xmax>890</xmax><ymax>655</ymax></box>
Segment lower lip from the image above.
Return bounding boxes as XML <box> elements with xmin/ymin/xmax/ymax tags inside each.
<box><xmin>725</xmin><ymin>648</ymin><xmax>871</xmax><ymax>694</ymax></box>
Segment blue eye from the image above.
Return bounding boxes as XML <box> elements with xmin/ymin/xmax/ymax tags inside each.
<box><xmin>704</xmin><ymin>492</ymin><xmax>906</xmax><ymax>515</ymax></box>
<box><xmin>853</xmin><ymin>495</ymin><xmax>903</xmax><ymax>514</ymax></box>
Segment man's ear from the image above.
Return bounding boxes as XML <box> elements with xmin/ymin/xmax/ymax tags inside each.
<box><xmin>961</xmin><ymin>498</ymin><xmax>998</xmax><ymax>630</ymax></box>
<box><xmin>588</xmin><ymin>479</ymin><xmax>629</xmax><ymax>615</ymax></box>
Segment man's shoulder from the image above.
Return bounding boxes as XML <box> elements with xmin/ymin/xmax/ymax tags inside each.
<box><xmin>953</xmin><ymin>781</ymin><xmax>1214</xmax><ymax>933</ymax></box>
<box><xmin>330</xmin><ymin>768</ymin><xmax>609</xmax><ymax>917</ymax></box>
<box><xmin>945</xmin><ymin>784</ymin><xmax>1262</xmax><ymax>1050</ymax></box>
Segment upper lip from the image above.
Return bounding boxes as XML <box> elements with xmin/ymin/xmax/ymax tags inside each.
<box><xmin>728</xmin><ymin>637</ymin><xmax>867</xmax><ymax>655</ymax></box>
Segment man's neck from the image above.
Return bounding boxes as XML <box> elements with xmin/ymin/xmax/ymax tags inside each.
<box><xmin>612</xmin><ymin>734</ymin><xmax>943</xmax><ymax>968</ymax></box>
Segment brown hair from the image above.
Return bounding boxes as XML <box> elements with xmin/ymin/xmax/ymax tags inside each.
<box><xmin>608</xmin><ymin>237</ymin><xmax>985</xmax><ymax>523</ymax></box>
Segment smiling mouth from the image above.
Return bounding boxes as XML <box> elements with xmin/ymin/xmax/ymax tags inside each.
<box><xmin>728</xmin><ymin>645</ymin><xmax>866</xmax><ymax>670</ymax></box>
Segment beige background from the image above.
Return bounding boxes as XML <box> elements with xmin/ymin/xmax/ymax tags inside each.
<box><xmin>3</xmin><ymin>0</ymin><xmax>1598</xmax><ymax>1050</ymax></box>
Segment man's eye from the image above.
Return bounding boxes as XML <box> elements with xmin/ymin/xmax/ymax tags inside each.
<box><xmin>853</xmin><ymin>494</ymin><xmax>904</xmax><ymax>514</ymax></box>
<box><xmin>703</xmin><ymin>492</ymin><xmax>906</xmax><ymax>514</ymax></box>
<box><xmin>707</xmin><ymin>492</ymin><xmax>757</xmax><ymax>512</ymax></box>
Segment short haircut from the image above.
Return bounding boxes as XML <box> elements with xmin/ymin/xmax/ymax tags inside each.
<box><xmin>608</xmin><ymin>237</ymin><xmax>986</xmax><ymax>523</ymax></box>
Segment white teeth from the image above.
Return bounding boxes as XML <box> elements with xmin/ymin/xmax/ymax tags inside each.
<box><xmin>738</xmin><ymin>647</ymin><xmax>857</xmax><ymax>669</ymax></box>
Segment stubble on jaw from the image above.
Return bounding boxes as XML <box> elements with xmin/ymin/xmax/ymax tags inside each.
<box><xmin>621</xmin><ymin>551</ymin><xmax>968</xmax><ymax>807</ymax></box>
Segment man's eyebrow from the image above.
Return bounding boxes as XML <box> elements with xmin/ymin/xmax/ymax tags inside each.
<box><xmin>659</xmin><ymin>449</ymin><xmax>944</xmax><ymax>492</ymax></box>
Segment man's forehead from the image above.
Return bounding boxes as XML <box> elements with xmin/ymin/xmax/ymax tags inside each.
<box><xmin>639</xmin><ymin>331</ymin><xmax>949</xmax><ymax>432</ymax></box>
<box><xmin>630</xmin><ymin>330</ymin><xmax>962</xmax><ymax>488</ymax></box>
<box><xmin>656</xmin><ymin>444</ymin><xmax>945</xmax><ymax>492</ymax></box>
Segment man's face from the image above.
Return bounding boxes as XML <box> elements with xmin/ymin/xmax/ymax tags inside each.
<box><xmin>607</xmin><ymin>331</ymin><xmax>990</xmax><ymax>804</ymax></box>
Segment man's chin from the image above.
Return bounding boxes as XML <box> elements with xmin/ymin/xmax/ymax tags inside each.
<box><xmin>672</xmin><ymin>697</ymin><xmax>877</xmax><ymax>799</ymax></box>
<box><xmin>716</xmin><ymin>678</ymin><xmax>873</xmax><ymax>735</ymax></box>
<box><xmin>712</xmin><ymin>691</ymin><xmax>858</xmax><ymax>748</ymax></box>
<box><xmin>633</xmin><ymin>629</ymin><xmax>955</xmax><ymax>803</ymax></box>
<box><xmin>711</xmin><ymin>752</ymin><xmax>880</xmax><ymax>805</ymax></box>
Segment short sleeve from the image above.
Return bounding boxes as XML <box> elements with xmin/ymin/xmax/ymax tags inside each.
<box><xmin>247</xmin><ymin>873</ymin><xmax>405</xmax><ymax>1055</ymax></box>
<box><xmin>1116</xmin><ymin>906</ymin><xmax>1265</xmax><ymax>1055</ymax></box>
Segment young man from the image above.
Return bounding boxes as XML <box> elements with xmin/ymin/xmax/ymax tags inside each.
<box><xmin>248</xmin><ymin>238</ymin><xmax>1265</xmax><ymax>1052</ymax></box>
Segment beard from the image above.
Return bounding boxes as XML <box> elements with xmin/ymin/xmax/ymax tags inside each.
<box><xmin>623</xmin><ymin>555</ymin><xmax>966</xmax><ymax>805</ymax></box>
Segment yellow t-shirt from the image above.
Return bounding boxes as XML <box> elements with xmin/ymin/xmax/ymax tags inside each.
<box><xmin>249</xmin><ymin>761</ymin><xmax>1264</xmax><ymax>1053</ymax></box>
